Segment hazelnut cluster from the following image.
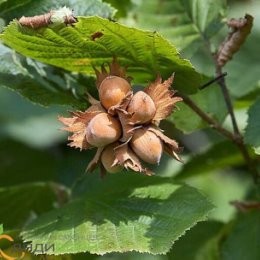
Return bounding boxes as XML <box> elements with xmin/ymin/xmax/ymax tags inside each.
<box><xmin>59</xmin><ymin>59</ymin><xmax>183</xmax><ymax>176</ymax></box>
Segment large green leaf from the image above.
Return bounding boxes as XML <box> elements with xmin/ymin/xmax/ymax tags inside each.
<box><xmin>95</xmin><ymin>252</ymin><xmax>167</xmax><ymax>260</ymax></box>
<box><xmin>220</xmin><ymin>210</ymin><xmax>260</xmax><ymax>260</ymax></box>
<box><xmin>0</xmin><ymin>182</ymin><xmax>59</xmax><ymax>230</ymax></box>
<box><xmin>0</xmin><ymin>0</ymin><xmax>116</xmax><ymax>23</ymax></box>
<box><xmin>244</xmin><ymin>98</ymin><xmax>260</xmax><ymax>155</ymax></box>
<box><xmin>21</xmin><ymin>173</ymin><xmax>213</xmax><ymax>255</ymax></box>
<box><xmin>1</xmin><ymin>16</ymin><xmax>202</xmax><ymax>94</ymax></box>
<box><xmin>0</xmin><ymin>44</ymin><xmax>90</xmax><ymax>108</ymax></box>
<box><xmin>168</xmin><ymin>221</ymin><xmax>224</xmax><ymax>260</ymax></box>
<box><xmin>128</xmin><ymin>0</ymin><xmax>226</xmax><ymax>57</ymax></box>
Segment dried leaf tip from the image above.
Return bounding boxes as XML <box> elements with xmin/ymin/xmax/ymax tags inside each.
<box><xmin>217</xmin><ymin>14</ymin><xmax>253</xmax><ymax>67</ymax></box>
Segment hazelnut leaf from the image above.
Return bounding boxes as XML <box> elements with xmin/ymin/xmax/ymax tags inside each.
<box><xmin>1</xmin><ymin>16</ymin><xmax>202</xmax><ymax>94</ymax></box>
<box><xmin>21</xmin><ymin>173</ymin><xmax>214</xmax><ymax>255</ymax></box>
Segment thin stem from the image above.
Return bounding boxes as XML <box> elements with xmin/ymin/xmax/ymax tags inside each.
<box><xmin>215</xmin><ymin>66</ymin><xmax>240</xmax><ymax>137</ymax></box>
<box><xmin>214</xmin><ymin>62</ymin><xmax>259</xmax><ymax>183</ymax></box>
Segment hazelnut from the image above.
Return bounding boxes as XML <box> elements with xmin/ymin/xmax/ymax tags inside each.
<box><xmin>86</xmin><ymin>113</ymin><xmax>121</xmax><ymax>147</ymax></box>
<box><xmin>59</xmin><ymin>58</ymin><xmax>183</xmax><ymax>176</ymax></box>
<box><xmin>130</xmin><ymin>128</ymin><xmax>163</xmax><ymax>164</ymax></box>
<box><xmin>101</xmin><ymin>143</ymin><xmax>123</xmax><ymax>173</ymax></box>
<box><xmin>99</xmin><ymin>76</ymin><xmax>131</xmax><ymax>110</ymax></box>
<box><xmin>127</xmin><ymin>91</ymin><xmax>156</xmax><ymax>124</ymax></box>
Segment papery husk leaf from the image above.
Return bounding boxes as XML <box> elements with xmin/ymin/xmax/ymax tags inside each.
<box><xmin>58</xmin><ymin>103</ymin><xmax>104</xmax><ymax>150</ymax></box>
<box><xmin>68</xmin><ymin>132</ymin><xmax>90</xmax><ymax>150</ymax></box>
<box><xmin>148</xmin><ymin>126</ymin><xmax>183</xmax><ymax>162</ymax></box>
<box><xmin>117</xmin><ymin>110</ymin><xmax>135</xmax><ymax>142</ymax></box>
<box><xmin>113</xmin><ymin>144</ymin><xmax>153</xmax><ymax>176</ymax></box>
<box><xmin>108</xmin><ymin>91</ymin><xmax>133</xmax><ymax>115</ymax></box>
<box><xmin>144</xmin><ymin>74</ymin><xmax>182</xmax><ymax>125</ymax></box>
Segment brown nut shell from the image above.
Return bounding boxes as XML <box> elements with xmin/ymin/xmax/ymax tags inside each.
<box><xmin>127</xmin><ymin>91</ymin><xmax>156</xmax><ymax>124</ymax></box>
<box><xmin>130</xmin><ymin>128</ymin><xmax>163</xmax><ymax>164</ymax></box>
<box><xmin>86</xmin><ymin>113</ymin><xmax>121</xmax><ymax>147</ymax></box>
<box><xmin>99</xmin><ymin>76</ymin><xmax>131</xmax><ymax>110</ymax></box>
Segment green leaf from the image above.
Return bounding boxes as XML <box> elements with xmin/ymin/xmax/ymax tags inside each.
<box><xmin>94</xmin><ymin>252</ymin><xmax>167</xmax><ymax>260</ymax></box>
<box><xmin>225</xmin><ymin>33</ymin><xmax>260</xmax><ymax>98</ymax></box>
<box><xmin>0</xmin><ymin>45</ymin><xmax>89</xmax><ymax>108</ymax></box>
<box><xmin>183</xmin><ymin>172</ymin><xmax>251</xmax><ymax>223</ymax></box>
<box><xmin>0</xmin><ymin>182</ymin><xmax>58</xmax><ymax>230</ymax></box>
<box><xmin>0</xmin><ymin>224</ymin><xmax>3</xmax><ymax>234</ymax></box>
<box><xmin>244</xmin><ymin>98</ymin><xmax>260</xmax><ymax>155</ymax></box>
<box><xmin>21</xmin><ymin>173</ymin><xmax>213</xmax><ymax>255</ymax></box>
<box><xmin>235</xmin><ymin>83</ymin><xmax>260</xmax><ymax>108</ymax></box>
<box><xmin>175</xmin><ymin>141</ymin><xmax>245</xmax><ymax>180</ymax></box>
<box><xmin>0</xmin><ymin>0</ymin><xmax>116</xmax><ymax>22</ymax></box>
<box><xmin>172</xmin><ymin>84</ymin><xmax>227</xmax><ymax>133</ymax></box>
<box><xmin>129</xmin><ymin>0</ymin><xmax>226</xmax><ymax>57</ymax></box>
<box><xmin>1</xmin><ymin>16</ymin><xmax>202</xmax><ymax>94</ymax></box>
<box><xmin>181</xmin><ymin>0</ymin><xmax>226</xmax><ymax>38</ymax></box>
<box><xmin>220</xmin><ymin>210</ymin><xmax>260</xmax><ymax>260</ymax></box>
<box><xmin>168</xmin><ymin>221</ymin><xmax>224</xmax><ymax>260</ymax></box>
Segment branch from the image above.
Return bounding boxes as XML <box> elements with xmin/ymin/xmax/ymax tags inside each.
<box><xmin>182</xmin><ymin>92</ymin><xmax>259</xmax><ymax>183</ymax></box>
<box><xmin>214</xmin><ymin>56</ymin><xmax>259</xmax><ymax>183</ymax></box>
<box><xmin>215</xmin><ymin>65</ymin><xmax>240</xmax><ymax>137</ymax></box>
<box><xmin>181</xmin><ymin>94</ymin><xmax>235</xmax><ymax>141</ymax></box>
